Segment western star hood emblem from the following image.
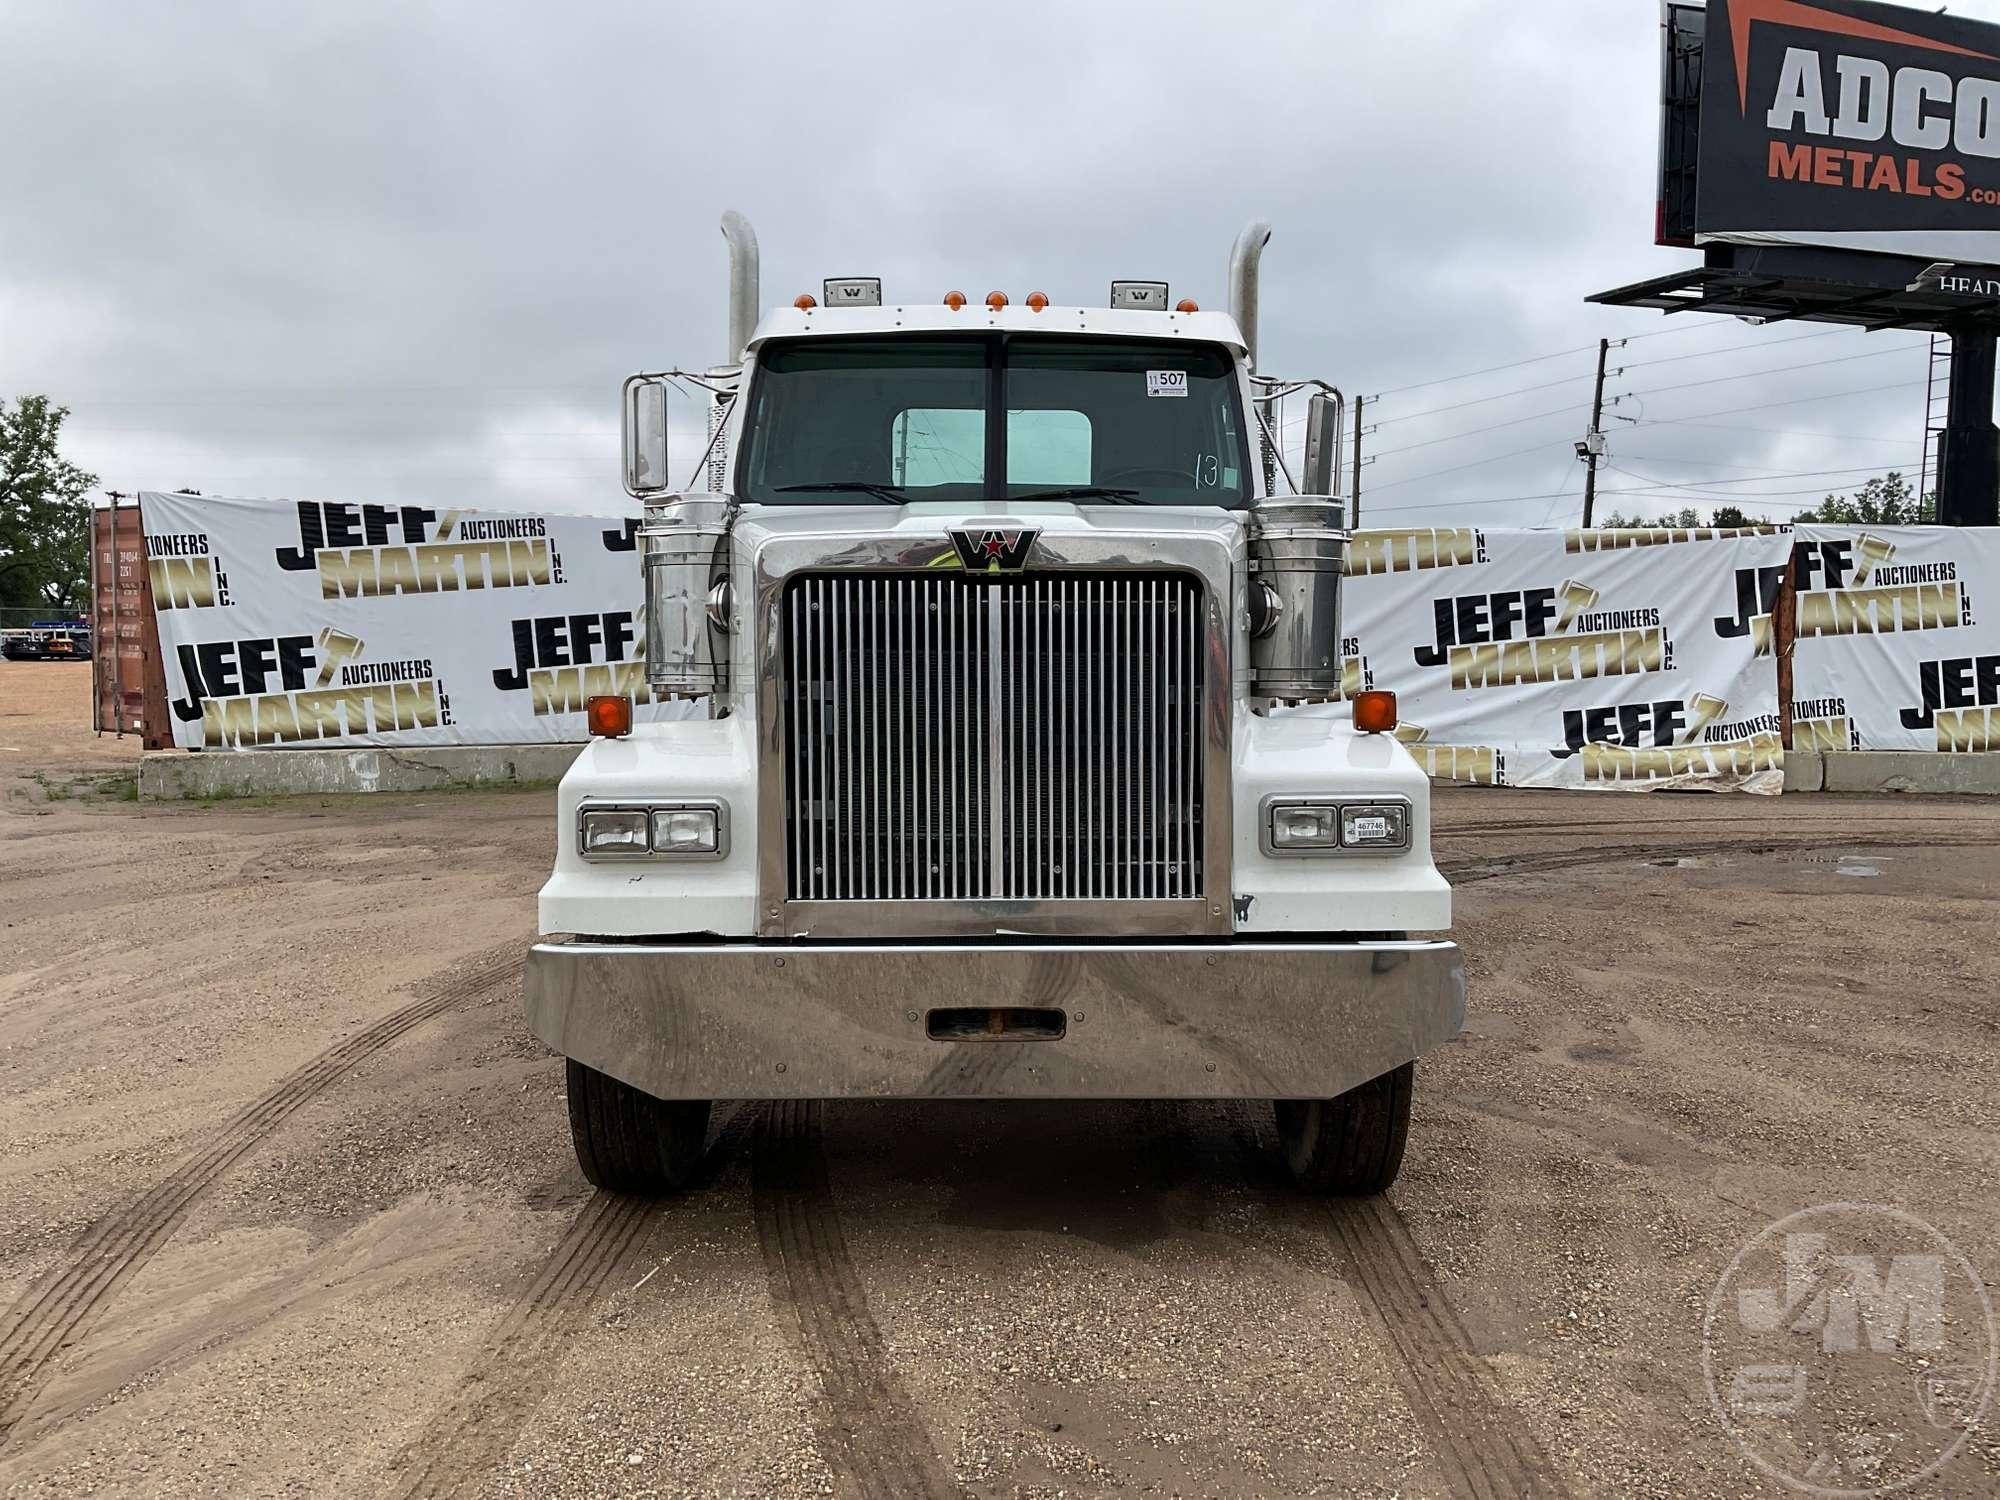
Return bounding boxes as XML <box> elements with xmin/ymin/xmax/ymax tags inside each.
<box><xmin>949</xmin><ymin>527</ymin><xmax>1040</xmax><ymax>573</ymax></box>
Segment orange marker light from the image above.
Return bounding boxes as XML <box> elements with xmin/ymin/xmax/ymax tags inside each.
<box><xmin>985</xmin><ymin>290</ymin><xmax>1008</xmax><ymax>309</ymax></box>
<box><xmin>793</xmin><ymin>293</ymin><xmax>816</xmax><ymax>310</ymax></box>
<box><xmin>1026</xmin><ymin>291</ymin><xmax>1049</xmax><ymax>311</ymax></box>
<box><xmin>586</xmin><ymin>695</ymin><xmax>633</xmax><ymax>738</ymax></box>
<box><xmin>943</xmin><ymin>290</ymin><xmax>967</xmax><ymax>310</ymax></box>
<box><xmin>1175</xmin><ymin>298</ymin><xmax>1199</xmax><ymax>313</ymax></box>
<box><xmin>1352</xmin><ymin>690</ymin><xmax>1398</xmax><ymax>735</ymax></box>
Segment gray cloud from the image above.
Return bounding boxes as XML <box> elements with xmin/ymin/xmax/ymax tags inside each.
<box><xmin>3</xmin><ymin>0</ymin><xmax>1980</xmax><ymax>522</ymax></box>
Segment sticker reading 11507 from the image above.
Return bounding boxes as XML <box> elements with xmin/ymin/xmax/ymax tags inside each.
<box><xmin>1146</xmin><ymin>370</ymin><xmax>1188</xmax><ymax>398</ymax></box>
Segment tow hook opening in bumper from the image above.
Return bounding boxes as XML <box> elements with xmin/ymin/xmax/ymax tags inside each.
<box><xmin>926</xmin><ymin>1006</ymin><xmax>1067</xmax><ymax>1042</ymax></box>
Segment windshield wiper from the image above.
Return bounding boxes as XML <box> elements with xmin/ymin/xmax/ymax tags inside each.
<box><xmin>772</xmin><ymin>482</ymin><xmax>911</xmax><ymax>504</ymax></box>
<box><xmin>1005</xmin><ymin>486</ymin><xmax>1141</xmax><ymax>504</ymax></box>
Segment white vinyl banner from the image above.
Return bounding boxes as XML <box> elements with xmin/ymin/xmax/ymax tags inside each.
<box><xmin>1338</xmin><ymin>526</ymin><xmax>1795</xmax><ymax>792</ymax></box>
<box><xmin>1791</xmin><ymin>526</ymin><xmax>2000</xmax><ymax>754</ymax></box>
<box><xmin>140</xmin><ymin>497</ymin><xmax>1801</xmax><ymax>786</ymax></box>
<box><xmin>138</xmin><ymin>491</ymin><xmax>692</xmax><ymax>750</ymax></box>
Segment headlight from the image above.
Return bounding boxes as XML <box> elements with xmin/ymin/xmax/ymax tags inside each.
<box><xmin>1262</xmin><ymin>797</ymin><xmax>1411</xmax><ymax>856</ymax></box>
<box><xmin>1340</xmin><ymin>802</ymin><xmax>1408</xmax><ymax>850</ymax></box>
<box><xmin>580</xmin><ymin>808</ymin><xmax>650</xmax><ymax>855</ymax></box>
<box><xmin>1271</xmin><ymin>803</ymin><xmax>1340</xmax><ymax>849</ymax></box>
<box><xmin>652</xmin><ymin>806</ymin><xmax>720</xmax><ymax>854</ymax></box>
<box><xmin>577</xmin><ymin>801</ymin><xmax>727</xmax><ymax>860</ymax></box>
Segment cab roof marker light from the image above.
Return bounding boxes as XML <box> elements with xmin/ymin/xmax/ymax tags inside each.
<box><xmin>986</xmin><ymin>290</ymin><xmax>1009</xmax><ymax>309</ymax></box>
<box><xmin>822</xmin><ymin>277</ymin><xmax>882</xmax><ymax>307</ymax></box>
<box><xmin>1110</xmin><ymin>280</ymin><xmax>1169</xmax><ymax>311</ymax></box>
<box><xmin>943</xmin><ymin>290</ymin><xmax>967</xmax><ymax>310</ymax></box>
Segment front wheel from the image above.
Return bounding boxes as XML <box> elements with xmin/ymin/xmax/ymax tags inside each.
<box><xmin>1273</xmin><ymin>1062</ymin><xmax>1414</xmax><ymax>1196</ymax></box>
<box><xmin>565</xmin><ymin>1059</ymin><xmax>711</xmax><ymax>1195</ymax></box>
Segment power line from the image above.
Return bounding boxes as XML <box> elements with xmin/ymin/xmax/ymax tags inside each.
<box><xmin>1363</xmin><ymin>314</ymin><xmax>1832</xmax><ymax>400</ymax></box>
<box><xmin>1376</xmin><ymin>370</ymin><xmax>1592</xmax><ymax>428</ymax></box>
<box><xmin>1368</xmin><ymin>402</ymin><xmax>1586</xmax><ymax>459</ymax></box>
<box><xmin>1619</xmin><ymin>343</ymin><xmax>1924</xmax><ymax>402</ymax></box>
<box><xmin>1604</xmin><ymin>462</ymin><xmax>1904</xmax><ymax>497</ymax></box>
<box><xmin>1371</xmin><ymin>368</ymin><xmax>1597</xmax><ymax>428</ymax></box>
<box><xmin>1369</xmin><ymin>343</ymin><xmax>1599</xmax><ymax>400</ymax></box>
<box><xmin>1366</xmin><ymin>438</ymin><xmax>1574</xmax><ymax>492</ymax></box>
<box><xmin>1367</xmin><ymin>458</ymin><xmax>1910</xmax><ymax>517</ymax></box>
<box><xmin>1368</xmin><ymin>334</ymin><xmax>1921</xmax><ymax>461</ymax></box>
<box><xmin>1641</xmin><ymin>377</ymin><xmax>1926</xmax><ymax>423</ymax></box>
<box><xmin>1599</xmin><ymin>450</ymin><xmax>1911</xmax><ymax>474</ymax></box>
<box><xmin>1614</xmin><ymin>324</ymin><xmax>1856</xmax><ymax>371</ymax></box>
<box><xmin>1627</xmin><ymin>417</ymin><xmax>1921</xmax><ymax>447</ymax></box>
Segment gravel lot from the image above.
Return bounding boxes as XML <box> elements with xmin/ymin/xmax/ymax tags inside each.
<box><xmin>1</xmin><ymin>659</ymin><xmax>1995</xmax><ymax>1497</ymax></box>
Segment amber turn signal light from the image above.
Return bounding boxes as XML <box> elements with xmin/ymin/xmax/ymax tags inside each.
<box><xmin>586</xmin><ymin>695</ymin><xmax>633</xmax><ymax>738</ymax></box>
<box><xmin>1352</xmin><ymin>690</ymin><xmax>1398</xmax><ymax>735</ymax></box>
<box><xmin>1175</xmin><ymin>298</ymin><xmax>1199</xmax><ymax>313</ymax></box>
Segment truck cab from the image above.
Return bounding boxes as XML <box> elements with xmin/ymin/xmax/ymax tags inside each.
<box><xmin>524</xmin><ymin>214</ymin><xmax>1463</xmax><ymax>1196</ymax></box>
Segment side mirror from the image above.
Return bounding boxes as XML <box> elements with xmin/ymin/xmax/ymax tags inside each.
<box><xmin>623</xmin><ymin>376</ymin><xmax>671</xmax><ymax>496</ymax></box>
<box><xmin>1301</xmin><ymin>391</ymin><xmax>1343</xmax><ymax>498</ymax></box>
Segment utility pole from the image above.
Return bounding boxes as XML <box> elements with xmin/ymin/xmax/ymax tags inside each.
<box><xmin>1350</xmin><ymin>393</ymin><xmax>1365</xmax><ymax>526</ymax></box>
<box><xmin>1580</xmin><ymin>338</ymin><xmax>1610</xmax><ymax>527</ymax></box>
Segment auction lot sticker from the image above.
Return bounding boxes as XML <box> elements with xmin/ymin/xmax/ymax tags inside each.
<box><xmin>1703</xmin><ymin>1203</ymin><xmax>1996</xmax><ymax>1495</ymax></box>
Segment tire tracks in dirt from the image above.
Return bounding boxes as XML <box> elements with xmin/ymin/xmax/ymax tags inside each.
<box><xmin>384</xmin><ymin>1105</ymin><xmax>757</xmax><ymax>1499</ymax></box>
<box><xmin>1215</xmin><ymin>1102</ymin><xmax>1564</xmax><ymax>1498</ymax></box>
<box><xmin>0</xmin><ymin>941</ymin><xmax>522</xmax><ymax>1447</ymax></box>
<box><xmin>383</xmin><ymin>1191</ymin><xmax>657</xmax><ymax>1500</ymax></box>
<box><xmin>1441</xmin><ymin>830</ymin><xmax>2000</xmax><ymax>887</ymax></box>
<box><xmin>1327</xmin><ymin>1196</ymin><xmax>1564</xmax><ymax>1499</ymax></box>
<box><xmin>753</xmin><ymin>1100</ymin><xmax>960</xmax><ymax>1500</ymax></box>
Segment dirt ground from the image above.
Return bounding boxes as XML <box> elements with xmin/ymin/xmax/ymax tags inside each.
<box><xmin>0</xmin><ymin>659</ymin><xmax>1995</xmax><ymax>1498</ymax></box>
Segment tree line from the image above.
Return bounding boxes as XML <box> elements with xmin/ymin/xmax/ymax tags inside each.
<box><xmin>1596</xmin><ymin>471</ymin><xmax>1935</xmax><ymax>529</ymax></box>
<box><xmin>1</xmin><ymin>397</ymin><xmax>95</xmax><ymax>616</ymax></box>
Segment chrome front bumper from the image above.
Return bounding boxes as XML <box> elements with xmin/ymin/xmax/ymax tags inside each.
<box><xmin>523</xmin><ymin>940</ymin><xmax>1465</xmax><ymax>1101</ymax></box>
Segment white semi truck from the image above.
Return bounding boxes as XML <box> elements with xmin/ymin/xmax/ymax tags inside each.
<box><xmin>524</xmin><ymin>214</ymin><xmax>1462</xmax><ymax>1196</ymax></box>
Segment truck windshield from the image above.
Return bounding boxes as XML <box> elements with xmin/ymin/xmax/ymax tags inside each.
<box><xmin>736</xmin><ymin>335</ymin><xmax>1251</xmax><ymax>507</ymax></box>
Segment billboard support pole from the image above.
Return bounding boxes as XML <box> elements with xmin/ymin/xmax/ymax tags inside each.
<box><xmin>1938</xmin><ymin>321</ymin><xmax>1999</xmax><ymax>527</ymax></box>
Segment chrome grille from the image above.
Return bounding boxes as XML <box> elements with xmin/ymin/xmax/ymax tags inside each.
<box><xmin>783</xmin><ymin>572</ymin><xmax>1204</xmax><ymax>902</ymax></box>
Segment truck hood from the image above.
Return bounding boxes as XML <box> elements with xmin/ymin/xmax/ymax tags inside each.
<box><xmin>731</xmin><ymin>500</ymin><xmax>1247</xmax><ymax>566</ymax></box>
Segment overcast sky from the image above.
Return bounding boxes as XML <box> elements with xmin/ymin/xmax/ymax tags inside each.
<box><xmin>7</xmin><ymin>0</ymin><xmax>1996</xmax><ymax>527</ymax></box>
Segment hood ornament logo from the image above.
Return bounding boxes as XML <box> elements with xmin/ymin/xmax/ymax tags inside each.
<box><xmin>948</xmin><ymin>527</ymin><xmax>1040</xmax><ymax>574</ymax></box>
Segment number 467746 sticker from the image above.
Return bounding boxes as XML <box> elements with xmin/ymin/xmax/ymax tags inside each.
<box><xmin>1146</xmin><ymin>370</ymin><xmax>1188</xmax><ymax>398</ymax></box>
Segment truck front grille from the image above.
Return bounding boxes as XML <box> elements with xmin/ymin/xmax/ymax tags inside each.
<box><xmin>782</xmin><ymin>572</ymin><xmax>1205</xmax><ymax>902</ymax></box>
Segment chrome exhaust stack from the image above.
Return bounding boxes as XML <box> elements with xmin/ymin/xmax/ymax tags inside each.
<box><xmin>1228</xmin><ymin>219</ymin><xmax>1272</xmax><ymax>373</ymax></box>
<box><xmin>721</xmin><ymin>211</ymin><xmax>760</xmax><ymax>365</ymax></box>
<box><xmin>1246</xmin><ymin>496</ymin><xmax>1347</xmax><ymax>703</ymax></box>
<box><xmin>642</xmin><ymin>494</ymin><xmax>733</xmax><ymax>699</ymax></box>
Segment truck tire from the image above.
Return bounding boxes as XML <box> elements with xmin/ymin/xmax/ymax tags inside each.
<box><xmin>564</xmin><ymin>1059</ymin><xmax>712</xmax><ymax>1195</ymax></box>
<box><xmin>1273</xmin><ymin>1062</ymin><xmax>1413</xmax><ymax>1195</ymax></box>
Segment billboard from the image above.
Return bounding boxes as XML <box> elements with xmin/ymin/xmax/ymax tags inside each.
<box><xmin>1678</xmin><ymin>0</ymin><xmax>2000</xmax><ymax>263</ymax></box>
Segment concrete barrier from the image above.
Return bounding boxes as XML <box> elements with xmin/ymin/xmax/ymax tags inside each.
<box><xmin>1786</xmin><ymin>749</ymin><xmax>2000</xmax><ymax>795</ymax></box>
<box><xmin>140</xmin><ymin>744</ymin><xmax>583</xmax><ymax>800</ymax></box>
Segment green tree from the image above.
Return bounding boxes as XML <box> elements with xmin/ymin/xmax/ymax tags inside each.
<box><xmin>1593</xmin><ymin>504</ymin><xmax>1769</xmax><ymax>528</ymax></box>
<box><xmin>0</xmin><ymin>397</ymin><xmax>97</xmax><ymax>613</ymax></box>
<box><xmin>1793</xmin><ymin>470</ymin><xmax>1932</xmax><ymax>524</ymax></box>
